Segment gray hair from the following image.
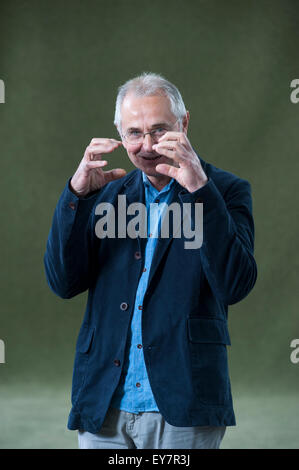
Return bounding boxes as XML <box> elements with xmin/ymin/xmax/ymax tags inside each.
<box><xmin>114</xmin><ymin>72</ymin><xmax>187</xmax><ymax>134</ymax></box>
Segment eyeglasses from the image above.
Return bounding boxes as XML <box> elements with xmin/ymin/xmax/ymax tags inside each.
<box><xmin>122</xmin><ymin>119</ymin><xmax>179</xmax><ymax>145</ymax></box>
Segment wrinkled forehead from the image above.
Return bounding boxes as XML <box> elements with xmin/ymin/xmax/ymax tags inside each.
<box><xmin>120</xmin><ymin>92</ymin><xmax>175</xmax><ymax>130</ymax></box>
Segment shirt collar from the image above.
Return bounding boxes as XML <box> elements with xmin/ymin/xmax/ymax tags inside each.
<box><xmin>142</xmin><ymin>171</ymin><xmax>175</xmax><ymax>194</ymax></box>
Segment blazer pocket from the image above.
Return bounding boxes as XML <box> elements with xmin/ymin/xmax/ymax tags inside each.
<box><xmin>188</xmin><ymin>317</ymin><xmax>231</xmax><ymax>345</ymax></box>
<box><xmin>188</xmin><ymin>317</ymin><xmax>231</xmax><ymax>406</ymax></box>
<box><xmin>76</xmin><ymin>324</ymin><xmax>95</xmax><ymax>354</ymax></box>
<box><xmin>72</xmin><ymin>325</ymin><xmax>95</xmax><ymax>409</ymax></box>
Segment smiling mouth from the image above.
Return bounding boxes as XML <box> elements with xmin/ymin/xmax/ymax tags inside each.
<box><xmin>140</xmin><ymin>154</ymin><xmax>162</xmax><ymax>161</ymax></box>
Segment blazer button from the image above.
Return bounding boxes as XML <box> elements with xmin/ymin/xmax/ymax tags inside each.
<box><xmin>120</xmin><ymin>302</ymin><xmax>128</xmax><ymax>311</ymax></box>
<box><xmin>114</xmin><ymin>359</ymin><xmax>121</xmax><ymax>367</ymax></box>
<box><xmin>69</xmin><ymin>202</ymin><xmax>76</xmax><ymax>210</ymax></box>
<box><xmin>196</xmin><ymin>198</ymin><xmax>203</xmax><ymax>203</ymax></box>
<box><xmin>134</xmin><ymin>251</ymin><xmax>141</xmax><ymax>260</ymax></box>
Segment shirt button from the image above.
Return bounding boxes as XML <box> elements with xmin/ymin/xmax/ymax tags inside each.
<box><xmin>134</xmin><ymin>251</ymin><xmax>141</xmax><ymax>260</ymax></box>
<box><xmin>136</xmin><ymin>382</ymin><xmax>141</xmax><ymax>388</ymax></box>
<box><xmin>120</xmin><ymin>302</ymin><xmax>128</xmax><ymax>311</ymax></box>
<box><xmin>113</xmin><ymin>359</ymin><xmax>121</xmax><ymax>367</ymax></box>
<box><xmin>137</xmin><ymin>344</ymin><xmax>142</xmax><ymax>349</ymax></box>
<box><xmin>69</xmin><ymin>202</ymin><xmax>76</xmax><ymax>210</ymax></box>
<box><xmin>138</xmin><ymin>305</ymin><xmax>142</xmax><ymax>310</ymax></box>
<box><xmin>143</xmin><ymin>268</ymin><xmax>147</xmax><ymax>272</ymax></box>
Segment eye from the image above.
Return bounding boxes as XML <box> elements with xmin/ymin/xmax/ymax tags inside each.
<box><xmin>129</xmin><ymin>130</ymin><xmax>142</xmax><ymax>136</ymax></box>
<box><xmin>153</xmin><ymin>127</ymin><xmax>166</xmax><ymax>135</ymax></box>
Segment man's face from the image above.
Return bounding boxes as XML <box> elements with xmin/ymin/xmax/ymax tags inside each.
<box><xmin>119</xmin><ymin>93</ymin><xmax>186</xmax><ymax>177</ymax></box>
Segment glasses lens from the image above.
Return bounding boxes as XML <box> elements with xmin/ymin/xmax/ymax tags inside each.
<box><xmin>151</xmin><ymin>128</ymin><xmax>167</xmax><ymax>141</ymax></box>
<box><xmin>125</xmin><ymin>131</ymin><xmax>141</xmax><ymax>144</ymax></box>
<box><xmin>124</xmin><ymin>127</ymin><xmax>169</xmax><ymax>144</ymax></box>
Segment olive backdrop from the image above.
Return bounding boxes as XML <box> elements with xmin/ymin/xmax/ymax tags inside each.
<box><xmin>0</xmin><ymin>0</ymin><xmax>298</xmax><ymax>449</ymax></box>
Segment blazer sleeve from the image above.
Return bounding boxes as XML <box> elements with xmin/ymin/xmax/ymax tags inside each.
<box><xmin>44</xmin><ymin>179</ymin><xmax>100</xmax><ymax>299</ymax></box>
<box><xmin>180</xmin><ymin>176</ymin><xmax>257</xmax><ymax>305</ymax></box>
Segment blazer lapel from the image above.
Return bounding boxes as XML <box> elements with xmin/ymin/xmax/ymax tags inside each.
<box><xmin>122</xmin><ymin>154</ymin><xmax>208</xmax><ymax>287</ymax></box>
<box><xmin>123</xmin><ymin>169</ymin><xmax>146</xmax><ymax>255</ymax></box>
<box><xmin>146</xmin><ymin>180</ymin><xmax>182</xmax><ymax>289</ymax></box>
<box><xmin>146</xmin><ymin>155</ymin><xmax>208</xmax><ymax>289</ymax></box>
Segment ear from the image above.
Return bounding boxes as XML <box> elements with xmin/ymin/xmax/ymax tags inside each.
<box><xmin>182</xmin><ymin>111</ymin><xmax>190</xmax><ymax>134</ymax></box>
<box><xmin>116</xmin><ymin>124</ymin><xmax>126</xmax><ymax>148</ymax></box>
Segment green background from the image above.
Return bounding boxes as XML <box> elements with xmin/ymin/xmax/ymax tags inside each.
<box><xmin>0</xmin><ymin>0</ymin><xmax>298</xmax><ymax>449</ymax></box>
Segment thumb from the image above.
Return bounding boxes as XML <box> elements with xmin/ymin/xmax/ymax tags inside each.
<box><xmin>104</xmin><ymin>168</ymin><xmax>127</xmax><ymax>183</ymax></box>
<box><xmin>155</xmin><ymin>164</ymin><xmax>179</xmax><ymax>179</ymax></box>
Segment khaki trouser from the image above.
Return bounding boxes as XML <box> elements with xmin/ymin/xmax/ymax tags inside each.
<box><xmin>78</xmin><ymin>406</ymin><xmax>226</xmax><ymax>449</ymax></box>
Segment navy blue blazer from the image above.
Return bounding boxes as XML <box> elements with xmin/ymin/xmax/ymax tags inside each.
<box><xmin>44</xmin><ymin>156</ymin><xmax>257</xmax><ymax>433</ymax></box>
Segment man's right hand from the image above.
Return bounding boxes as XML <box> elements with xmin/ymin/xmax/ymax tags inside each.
<box><xmin>70</xmin><ymin>138</ymin><xmax>126</xmax><ymax>197</ymax></box>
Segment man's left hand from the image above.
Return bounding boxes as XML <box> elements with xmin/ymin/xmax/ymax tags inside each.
<box><xmin>153</xmin><ymin>132</ymin><xmax>208</xmax><ymax>193</ymax></box>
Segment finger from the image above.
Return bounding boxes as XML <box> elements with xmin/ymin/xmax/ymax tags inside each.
<box><xmin>83</xmin><ymin>160</ymin><xmax>108</xmax><ymax>170</ymax></box>
<box><xmin>87</xmin><ymin>143</ymin><xmax>120</xmax><ymax>154</ymax></box>
<box><xmin>103</xmin><ymin>168</ymin><xmax>127</xmax><ymax>183</ymax></box>
<box><xmin>158</xmin><ymin>131</ymin><xmax>188</xmax><ymax>145</ymax></box>
<box><xmin>90</xmin><ymin>138</ymin><xmax>122</xmax><ymax>145</ymax></box>
<box><xmin>152</xmin><ymin>143</ymin><xmax>182</xmax><ymax>163</ymax></box>
<box><xmin>85</xmin><ymin>143</ymin><xmax>120</xmax><ymax>161</ymax></box>
<box><xmin>158</xmin><ymin>132</ymin><xmax>190</xmax><ymax>151</ymax></box>
<box><xmin>155</xmin><ymin>163</ymin><xmax>179</xmax><ymax>179</ymax></box>
<box><xmin>153</xmin><ymin>140</ymin><xmax>185</xmax><ymax>153</ymax></box>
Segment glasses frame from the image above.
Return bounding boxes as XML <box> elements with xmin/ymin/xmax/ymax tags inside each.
<box><xmin>122</xmin><ymin>119</ymin><xmax>180</xmax><ymax>145</ymax></box>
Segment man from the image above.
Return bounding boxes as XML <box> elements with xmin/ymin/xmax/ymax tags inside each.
<box><xmin>44</xmin><ymin>72</ymin><xmax>257</xmax><ymax>449</ymax></box>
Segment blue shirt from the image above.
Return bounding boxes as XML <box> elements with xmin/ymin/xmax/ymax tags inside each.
<box><xmin>110</xmin><ymin>172</ymin><xmax>175</xmax><ymax>413</ymax></box>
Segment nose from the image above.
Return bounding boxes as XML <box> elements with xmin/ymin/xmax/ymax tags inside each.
<box><xmin>142</xmin><ymin>133</ymin><xmax>154</xmax><ymax>153</ymax></box>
